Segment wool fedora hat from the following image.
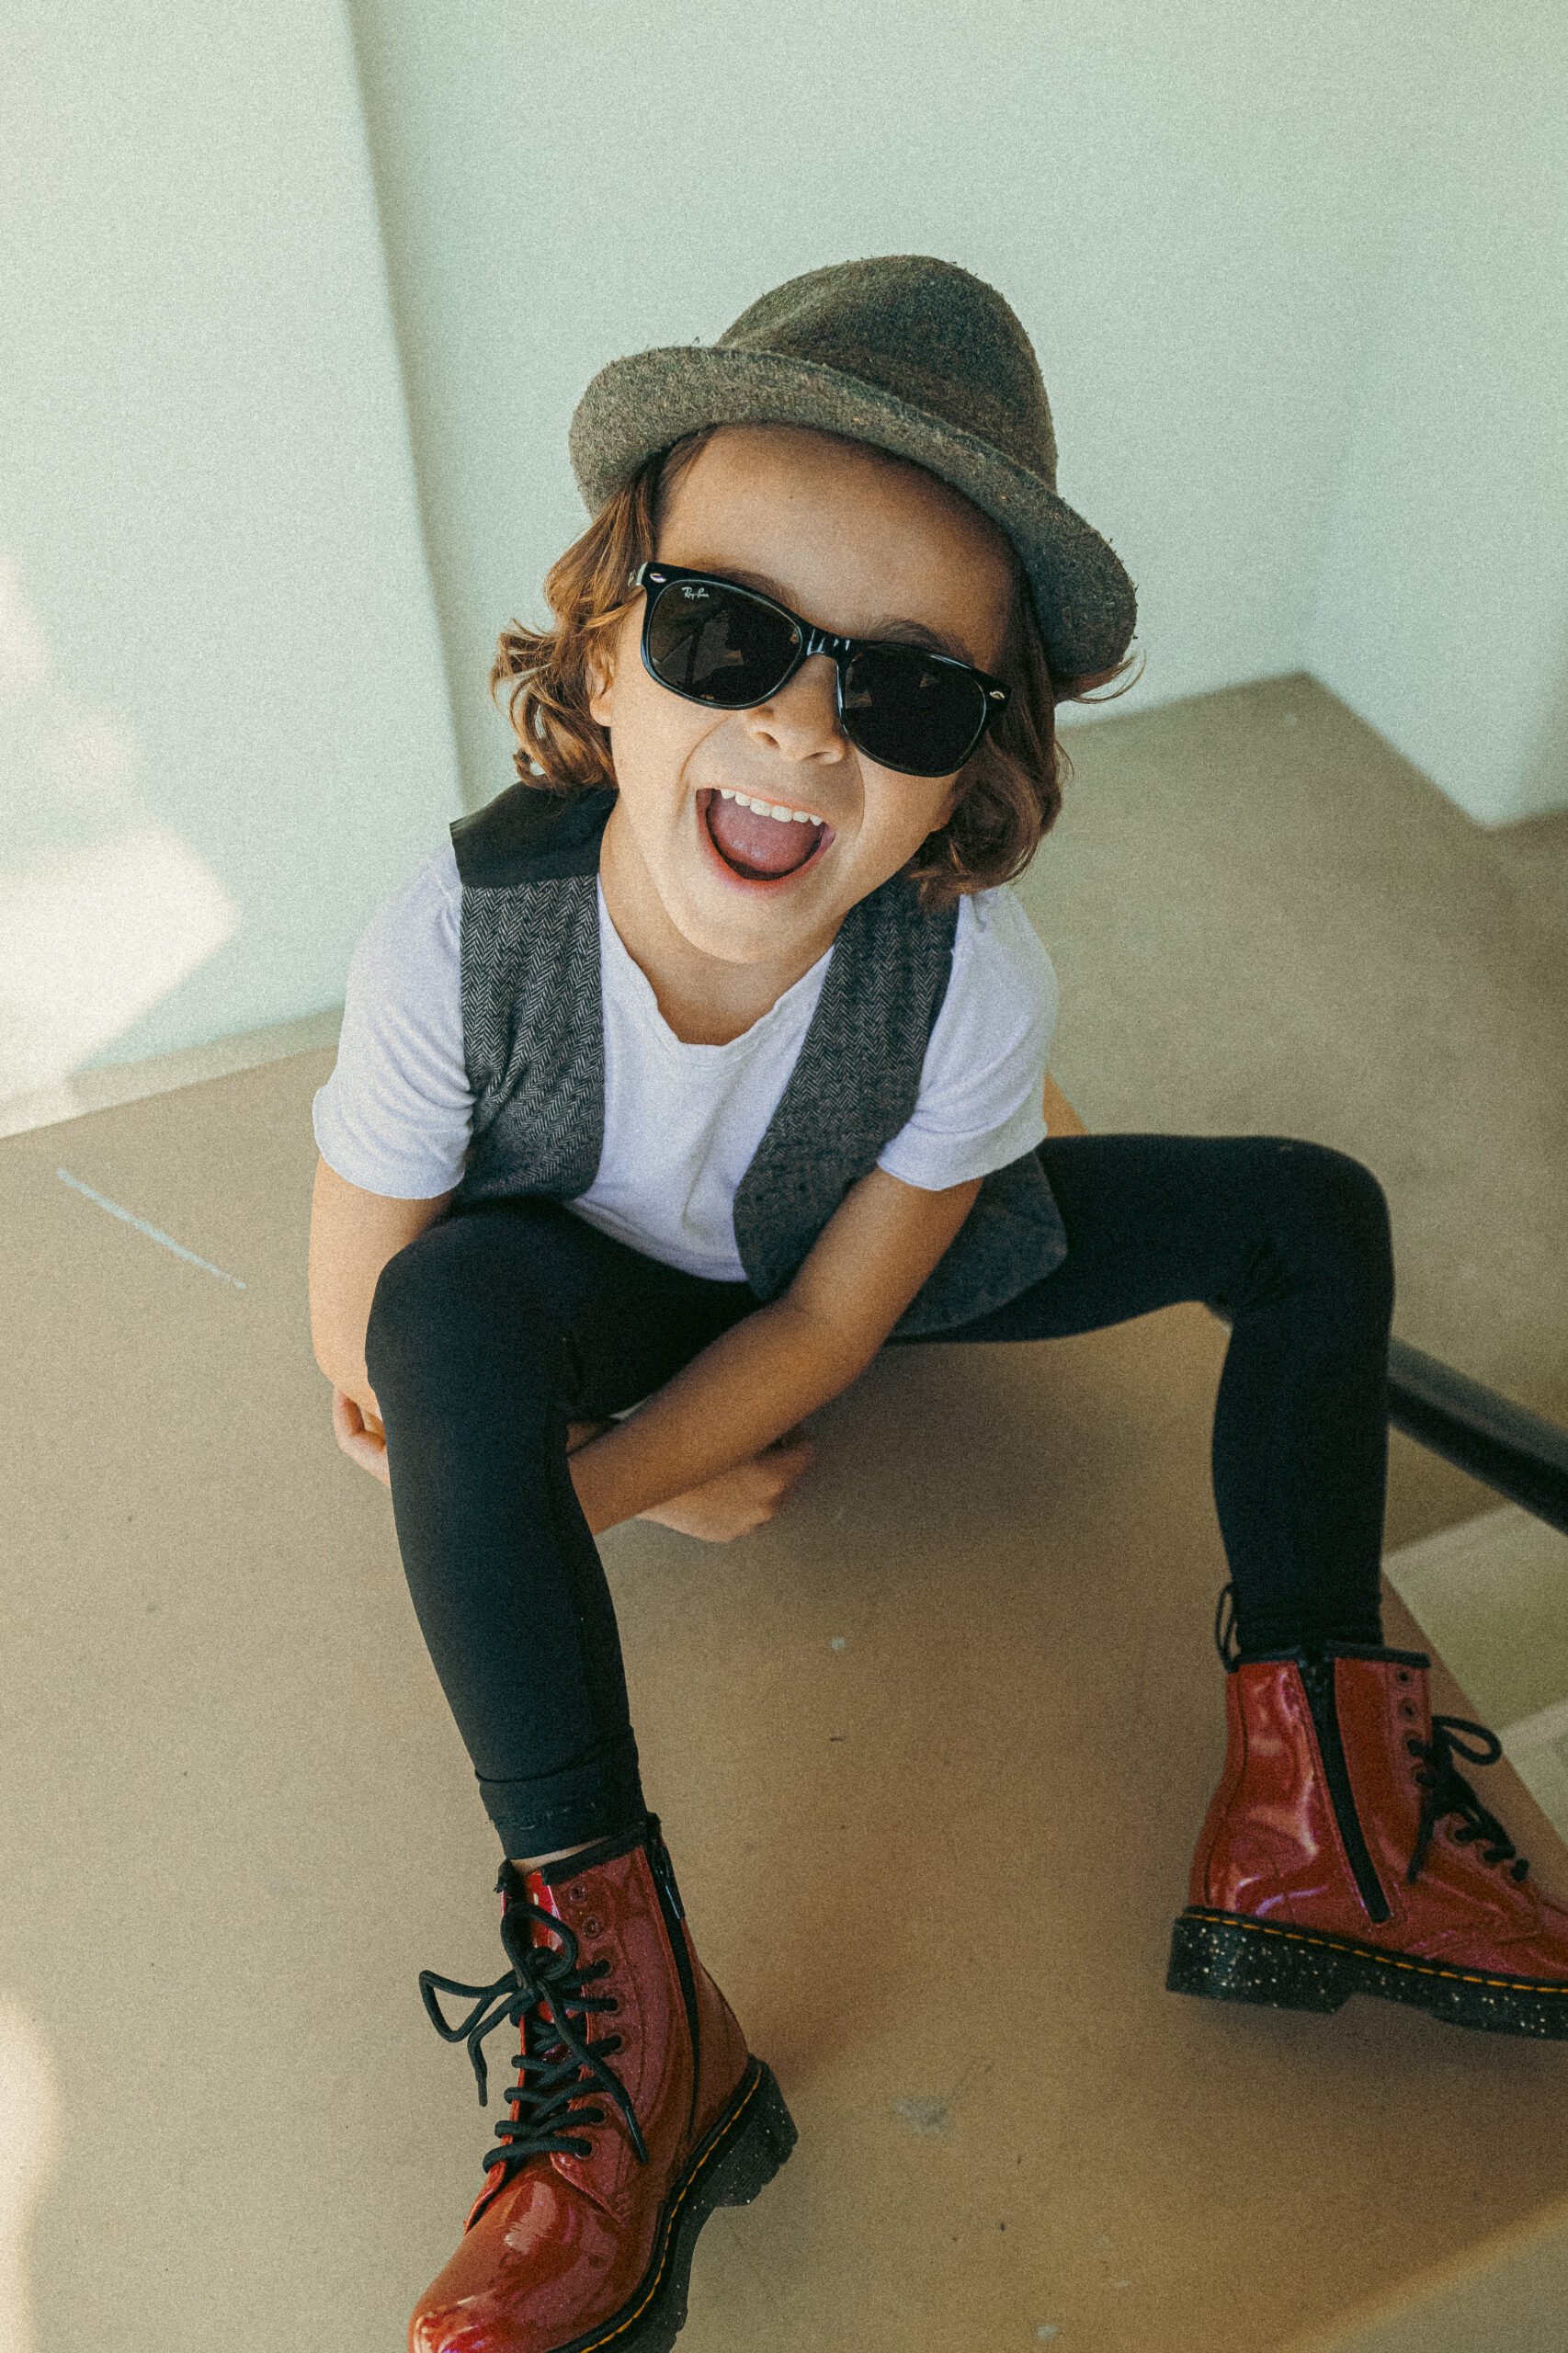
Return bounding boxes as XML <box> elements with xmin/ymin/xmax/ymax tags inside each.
<box><xmin>567</xmin><ymin>252</ymin><xmax>1138</xmax><ymax>685</ymax></box>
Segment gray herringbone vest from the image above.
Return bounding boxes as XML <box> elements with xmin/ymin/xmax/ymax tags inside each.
<box><xmin>448</xmin><ymin>782</ymin><xmax>1067</xmax><ymax>1339</ymax></box>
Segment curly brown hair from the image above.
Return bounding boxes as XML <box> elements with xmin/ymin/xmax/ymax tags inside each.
<box><xmin>489</xmin><ymin>424</ymin><xmax>1143</xmax><ymax>914</ymax></box>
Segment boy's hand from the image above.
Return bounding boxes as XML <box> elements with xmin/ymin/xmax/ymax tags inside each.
<box><xmin>330</xmin><ymin>1390</ymin><xmax>817</xmax><ymax>1541</ymax></box>
<box><xmin>332</xmin><ymin>1385</ymin><xmax>392</xmax><ymax>1485</ymax></box>
<box><xmin>632</xmin><ymin>1425</ymin><xmax>818</xmax><ymax>1543</ymax></box>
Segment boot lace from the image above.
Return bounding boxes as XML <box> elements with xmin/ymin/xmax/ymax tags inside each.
<box><xmin>1405</xmin><ymin>1717</ymin><xmax>1531</xmax><ymax>1888</ymax></box>
<box><xmin>418</xmin><ymin>1867</ymin><xmax>650</xmax><ymax>2184</ymax></box>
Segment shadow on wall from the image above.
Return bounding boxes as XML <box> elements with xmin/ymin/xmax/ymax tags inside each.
<box><xmin>1516</xmin><ymin>640</ymin><xmax>1568</xmax><ymax>821</ymax></box>
<box><xmin>0</xmin><ymin>1992</ymin><xmax>59</xmax><ymax>2353</ymax></box>
<box><xmin>0</xmin><ymin>551</ymin><xmax>240</xmax><ymax>1106</ymax></box>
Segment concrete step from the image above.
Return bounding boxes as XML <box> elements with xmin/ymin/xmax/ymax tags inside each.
<box><xmin>1383</xmin><ymin>1504</ymin><xmax>1568</xmax><ymax>1843</ymax></box>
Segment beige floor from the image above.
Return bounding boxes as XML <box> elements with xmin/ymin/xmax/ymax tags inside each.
<box><xmin>4</xmin><ymin>670</ymin><xmax>1567</xmax><ymax>2352</ymax></box>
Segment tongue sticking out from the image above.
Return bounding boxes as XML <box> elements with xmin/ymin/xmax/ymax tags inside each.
<box><xmin>706</xmin><ymin>790</ymin><xmax>824</xmax><ymax>878</ymax></box>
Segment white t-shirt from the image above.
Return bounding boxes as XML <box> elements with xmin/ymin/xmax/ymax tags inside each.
<box><xmin>312</xmin><ymin>839</ymin><xmax>1058</xmax><ymax>1282</ymax></box>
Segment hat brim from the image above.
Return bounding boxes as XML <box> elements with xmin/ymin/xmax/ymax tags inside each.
<box><xmin>569</xmin><ymin>345</ymin><xmax>1137</xmax><ymax>683</ymax></box>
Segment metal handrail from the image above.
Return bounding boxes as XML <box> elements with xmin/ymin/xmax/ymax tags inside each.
<box><xmin>1385</xmin><ymin>1336</ymin><xmax>1568</xmax><ymax>1538</ymax></box>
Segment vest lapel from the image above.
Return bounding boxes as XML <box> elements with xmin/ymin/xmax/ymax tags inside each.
<box><xmin>450</xmin><ymin>783</ymin><xmax>613</xmax><ymax>1206</ymax></box>
<box><xmin>732</xmin><ymin>873</ymin><xmax>959</xmax><ymax>1303</ymax></box>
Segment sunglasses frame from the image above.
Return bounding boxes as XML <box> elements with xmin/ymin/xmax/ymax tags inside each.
<box><xmin>626</xmin><ymin>560</ymin><xmax>1010</xmax><ymax>779</ymax></box>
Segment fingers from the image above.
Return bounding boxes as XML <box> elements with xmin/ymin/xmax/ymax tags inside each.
<box><xmin>332</xmin><ymin>1385</ymin><xmax>392</xmax><ymax>1486</ymax></box>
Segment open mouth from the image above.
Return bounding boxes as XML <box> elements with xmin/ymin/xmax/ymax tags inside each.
<box><xmin>695</xmin><ymin>788</ymin><xmax>835</xmax><ymax>891</ymax></box>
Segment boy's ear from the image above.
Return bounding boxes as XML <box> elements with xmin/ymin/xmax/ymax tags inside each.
<box><xmin>585</xmin><ymin>608</ymin><xmax>632</xmax><ymax>723</ymax></box>
<box><xmin>585</xmin><ymin>647</ymin><xmax>613</xmax><ymax>724</ymax></box>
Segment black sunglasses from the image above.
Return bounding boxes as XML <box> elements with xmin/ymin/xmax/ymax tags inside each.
<box><xmin>628</xmin><ymin>561</ymin><xmax>1010</xmax><ymax>779</ymax></box>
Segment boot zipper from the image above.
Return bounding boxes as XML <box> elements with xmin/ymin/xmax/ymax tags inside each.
<box><xmin>1297</xmin><ymin>1653</ymin><xmax>1391</xmax><ymax>1923</ymax></box>
<box><xmin>648</xmin><ymin>1827</ymin><xmax>702</xmax><ymax>2142</ymax></box>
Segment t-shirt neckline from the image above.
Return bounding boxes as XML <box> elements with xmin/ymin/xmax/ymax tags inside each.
<box><xmin>596</xmin><ymin>874</ymin><xmax>836</xmax><ymax>1056</ymax></box>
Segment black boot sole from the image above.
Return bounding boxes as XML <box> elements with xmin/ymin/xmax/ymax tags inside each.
<box><xmin>1167</xmin><ymin>1904</ymin><xmax>1568</xmax><ymax>2040</ymax></box>
<box><xmin>546</xmin><ymin>2052</ymin><xmax>798</xmax><ymax>2353</ymax></box>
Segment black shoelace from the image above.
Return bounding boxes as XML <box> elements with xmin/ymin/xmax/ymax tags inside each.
<box><xmin>1213</xmin><ymin>1581</ymin><xmax>1532</xmax><ymax>1893</ymax></box>
<box><xmin>1405</xmin><ymin>1716</ymin><xmax>1530</xmax><ymax>1887</ymax></box>
<box><xmin>419</xmin><ymin>1872</ymin><xmax>650</xmax><ymax>2184</ymax></box>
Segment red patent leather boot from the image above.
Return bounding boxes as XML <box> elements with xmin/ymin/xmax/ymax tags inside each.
<box><xmin>409</xmin><ymin>1811</ymin><xmax>796</xmax><ymax>2353</ymax></box>
<box><xmin>1167</xmin><ymin>1583</ymin><xmax>1568</xmax><ymax>2039</ymax></box>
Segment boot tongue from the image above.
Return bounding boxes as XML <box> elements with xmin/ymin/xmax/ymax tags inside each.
<box><xmin>506</xmin><ymin>1824</ymin><xmax>646</xmax><ymax>1984</ymax></box>
<box><xmin>506</xmin><ymin>1869</ymin><xmax>587</xmax><ymax>2071</ymax></box>
<box><xmin>707</xmin><ymin>790</ymin><xmax>821</xmax><ymax>875</ymax></box>
<box><xmin>518</xmin><ymin>1866</ymin><xmax>564</xmax><ymax>1923</ymax></box>
<box><xmin>503</xmin><ymin>1821</ymin><xmax>645</xmax><ymax>1922</ymax></box>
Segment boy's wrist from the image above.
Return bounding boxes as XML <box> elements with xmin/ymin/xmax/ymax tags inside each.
<box><xmin>565</xmin><ymin>1300</ymin><xmax>865</xmax><ymax>1537</ymax></box>
<box><xmin>566</xmin><ymin>1413</ymin><xmax>657</xmax><ymax>1535</ymax></box>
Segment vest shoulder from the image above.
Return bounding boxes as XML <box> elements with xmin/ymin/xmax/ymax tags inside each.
<box><xmin>852</xmin><ymin>869</ymin><xmax>961</xmax><ymax>954</ymax></box>
<box><xmin>450</xmin><ymin>782</ymin><xmax>617</xmax><ymax>888</ymax></box>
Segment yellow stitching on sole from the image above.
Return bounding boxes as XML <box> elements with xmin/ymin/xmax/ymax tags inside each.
<box><xmin>579</xmin><ymin>2064</ymin><xmax>766</xmax><ymax>2350</ymax></box>
<box><xmin>1185</xmin><ymin>1908</ymin><xmax>1568</xmax><ymax>1994</ymax></box>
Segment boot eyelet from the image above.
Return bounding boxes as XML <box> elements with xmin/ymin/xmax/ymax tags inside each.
<box><xmin>1404</xmin><ymin>1735</ymin><xmax>1423</xmax><ymax>1756</ymax></box>
<box><xmin>604</xmin><ymin>1993</ymin><xmax>619</xmax><ymax>2010</ymax></box>
<box><xmin>1397</xmin><ymin>1670</ymin><xmax>1410</xmax><ymax>1683</ymax></box>
<box><xmin>570</xmin><ymin>1883</ymin><xmax>588</xmax><ymax>1903</ymax></box>
<box><xmin>584</xmin><ymin>1915</ymin><xmax>603</xmax><ymax>1937</ymax></box>
<box><xmin>1400</xmin><ymin>1701</ymin><xmax>1416</xmax><ymax>1719</ymax></box>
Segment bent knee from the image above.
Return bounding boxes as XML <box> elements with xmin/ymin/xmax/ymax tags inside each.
<box><xmin>365</xmin><ymin>1213</ymin><xmax>560</xmax><ymax>1371</ymax></box>
<box><xmin>367</xmin><ymin>1212</ymin><xmax>483</xmax><ymax>1324</ymax></box>
<box><xmin>1266</xmin><ymin>1139</ymin><xmax>1393</xmax><ymax>1267</ymax></box>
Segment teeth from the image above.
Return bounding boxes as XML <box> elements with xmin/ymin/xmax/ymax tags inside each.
<box><xmin>716</xmin><ymin>786</ymin><xmax>823</xmax><ymax>826</ymax></box>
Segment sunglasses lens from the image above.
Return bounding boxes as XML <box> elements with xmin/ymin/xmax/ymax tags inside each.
<box><xmin>644</xmin><ymin>576</ymin><xmax>991</xmax><ymax>776</ymax></box>
<box><xmin>843</xmin><ymin>645</ymin><xmax>987</xmax><ymax>776</ymax></box>
<box><xmin>645</xmin><ymin>578</ymin><xmax>795</xmax><ymax>707</ymax></box>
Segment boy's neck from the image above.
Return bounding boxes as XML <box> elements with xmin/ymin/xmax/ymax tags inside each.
<box><xmin>597</xmin><ymin>798</ymin><xmax>840</xmax><ymax>1046</ymax></box>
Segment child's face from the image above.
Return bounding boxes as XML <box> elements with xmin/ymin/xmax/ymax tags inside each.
<box><xmin>587</xmin><ymin>423</ymin><xmax>1014</xmax><ymax>979</ymax></box>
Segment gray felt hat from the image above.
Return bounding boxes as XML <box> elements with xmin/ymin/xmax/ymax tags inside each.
<box><xmin>568</xmin><ymin>252</ymin><xmax>1138</xmax><ymax>683</ymax></box>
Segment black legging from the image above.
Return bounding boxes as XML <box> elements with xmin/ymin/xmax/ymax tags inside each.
<box><xmin>363</xmin><ymin>1133</ymin><xmax>1394</xmax><ymax>1861</ymax></box>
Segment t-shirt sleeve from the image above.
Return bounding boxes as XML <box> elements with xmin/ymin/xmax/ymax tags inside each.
<box><xmin>874</xmin><ymin>885</ymin><xmax>1058</xmax><ymax>1192</ymax></box>
<box><xmin>311</xmin><ymin>843</ymin><xmax>473</xmax><ymax>1199</ymax></box>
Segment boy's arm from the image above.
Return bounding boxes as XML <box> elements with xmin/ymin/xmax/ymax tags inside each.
<box><xmin>310</xmin><ymin>1155</ymin><xmax>457</xmax><ymax>1420</ymax></box>
<box><xmin>1041</xmin><ymin>1072</ymin><xmax>1088</xmax><ymax>1138</ymax></box>
<box><xmin>567</xmin><ymin>1165</ymin><xmax>985</xmax><ymax>1537</ymax></box>
<box><xmin>572</xmin><ymin>1073</ymin><xmax>1095</xmax><ymax>1535</ymax></box>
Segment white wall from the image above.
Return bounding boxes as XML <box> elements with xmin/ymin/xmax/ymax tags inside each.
<box><xmin>0</xmin><ymin>0</ymin><xmax>457</xmax><ymax>1088</ymax></box>
<box><xmin>1305</xmin><ymin>18</ymin><xmax>1568</xmax><ymax>827</ymax></box>
<box><xmin>4</xmin><ymin>0</ymin><xmax>1562</xmax><ymax>1091</ymax></box>
<box><xmin>346</xmin><ymin>0</ymin><xmax>1427</xmax><ymax>801</ymax></box>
